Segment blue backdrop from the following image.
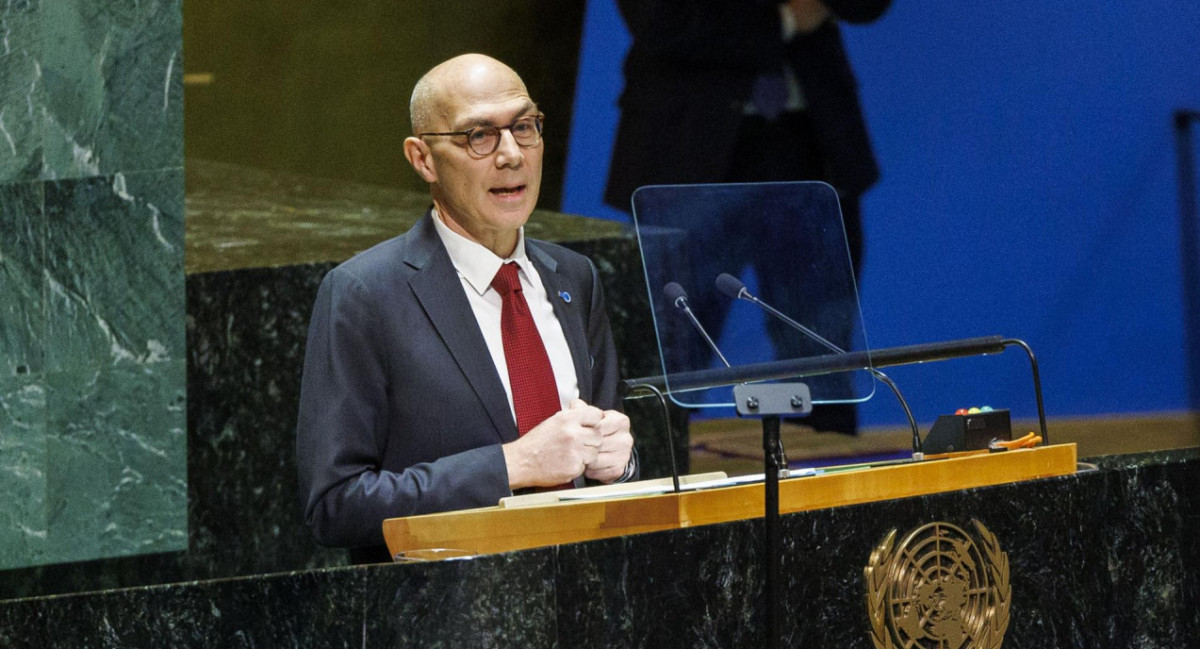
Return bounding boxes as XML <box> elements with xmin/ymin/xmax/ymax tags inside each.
<box><xmin>562</xmin><ymin>0</ymin><xmax>1200</xmax><ymax>426</ymax></box>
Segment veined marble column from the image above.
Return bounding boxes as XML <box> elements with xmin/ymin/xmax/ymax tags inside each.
<box><xmin>0</xmin><ymin>0</ymin><xmax>186</xmax><ymax>570</ymax></box>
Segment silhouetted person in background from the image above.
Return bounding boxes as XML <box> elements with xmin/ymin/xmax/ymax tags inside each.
<box><xmin>606</xmin><ymin>0</ymin><xmax>891</xmax><ymax>434</ymax></box>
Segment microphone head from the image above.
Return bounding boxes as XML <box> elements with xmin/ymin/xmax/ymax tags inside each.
<box><xmin>715</xmin><ymin>273</ymin><xmax>747</xmax><ymax>300</ymax></box>
<box><xmin>662</xmin><ymin>282</ymin><xmax>688</xmax><ymax>308</ymax></box>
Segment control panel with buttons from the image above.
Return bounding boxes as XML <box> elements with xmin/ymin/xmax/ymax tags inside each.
<box><xmin>923</xmin><ymin>407</ymin><xmax>1013</xmax><ymax>454</ymax></box>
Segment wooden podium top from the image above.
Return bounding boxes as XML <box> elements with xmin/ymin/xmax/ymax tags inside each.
<box><xmin>382</xmin><ymin>444</ymin><xmax>1077</xmax><ymax>560</ymax></box>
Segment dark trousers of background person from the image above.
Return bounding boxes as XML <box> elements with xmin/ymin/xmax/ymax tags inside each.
<box><xmin>722</xmin><ymin>110</ymin><xmax>865</xmax><ymax>435</ymax></box>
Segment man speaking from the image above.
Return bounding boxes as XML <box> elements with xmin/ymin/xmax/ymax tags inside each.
<box><xmin>296</xmin><ymin>54</ymin><xmax>635</xmax><ymax>561</ymax></box>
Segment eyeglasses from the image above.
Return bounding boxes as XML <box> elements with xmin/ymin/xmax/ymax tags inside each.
<box><xmin>419</xmin><ymin>112</ymin><xmax>545</xmax><ymax>156</ymax></box>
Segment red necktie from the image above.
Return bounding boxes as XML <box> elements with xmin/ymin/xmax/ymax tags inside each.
<box><xmin>491</xmin><ymin>262</ymin><xmax>561</xmax><ymax>436</ymax></box>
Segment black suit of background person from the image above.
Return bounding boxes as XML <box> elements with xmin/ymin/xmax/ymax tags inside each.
<box><xmin>605</xmin><ymin>0</ymin><xmax>890</xmax><ymax>434</ymax></box>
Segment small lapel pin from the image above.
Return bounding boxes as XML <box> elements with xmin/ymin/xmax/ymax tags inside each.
<box><xmin>558</xmin><ymin>290</ymin><xmax>572</xmax><ymax>303</ymax></box>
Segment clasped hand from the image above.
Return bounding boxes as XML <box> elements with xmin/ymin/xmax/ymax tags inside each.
<box><xmin>503</xmin><ymin>400</ymin><xmax>633</xmax><ymax>489</ymax></box>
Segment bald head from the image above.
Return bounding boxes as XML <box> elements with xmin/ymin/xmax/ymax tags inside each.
<box><xmin>402</xmin><ymin>53</ymin><xmax>544</xmax><ymax>257</ymax></box>
<box><xmin>409</xmin><ymin>54</ymin><xmax>530</xmax><ymax>134</ymax></box>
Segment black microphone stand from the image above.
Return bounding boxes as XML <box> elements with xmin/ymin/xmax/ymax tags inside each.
<box><xmin>622</xmin><ymin>382</ymin><xmax>682</xmax><ymax>494</ymax></box>
<box><xmin>733</xmin><ymin>381</ymin><xmax>811</xmax><ymax>649</ymax></box>
<box><xmin>661</xmin><ymin>280</ymin><xmax>800</xmax><ymax>648</ymax></box>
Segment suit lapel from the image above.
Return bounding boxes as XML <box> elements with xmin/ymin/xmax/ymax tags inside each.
<box><xmin>528</xmin><ymin>242</ymin><xmax>593</xmax><ymax>403</ymax></box>
<box><xmin>405</xmin><ymin>213</ymin><xmax>519</xmax><ymax>443</ymax></box>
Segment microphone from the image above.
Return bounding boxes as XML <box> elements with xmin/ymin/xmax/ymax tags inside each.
<box><xmin>715</xmin><ymin>273</ymin><xmax>842</xmax><ymax>355</ymax></box>
<box><xmin>664</xmin><ymin>281</ymin><xmax>790</xmax><ymax>473</ymax></box>
<box><xmin>715</xmin><ymin>273</ymin><xmax>925</xmax><ymax>460</ymax></box>
<box><xmin>663</xmin><ymin>282</ymin><xmax>731</xmax><ymax>368</ymax></box>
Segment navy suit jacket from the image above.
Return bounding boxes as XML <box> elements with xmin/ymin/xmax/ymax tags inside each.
<box><xmin>296</xmin><ymin>211</ymin><xmax>620</xmax><ymax>549</ymax></box>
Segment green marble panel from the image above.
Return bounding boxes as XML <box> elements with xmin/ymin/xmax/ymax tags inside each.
<box><xmin>0</xmin><ymin>1</ymin><xmax>188</xmax><ymax>574</ymax></box>
<box><xmin>43</xmin><ymin>169</ymin><xmax>184</xmax><ymax>371</ymax></box>
<box><xmin>0</xmin><ymin>376</ymin><xmax>47</xmax><ymax>570</ymax></box>
<box><xmin>0</xmin><ymin>180</ymin><xmax>45</xmax><ymax>376</ymax></box>
<box><xmin>0</xmin><ymin>0</ymin><xmax>43</xmax><ymax>182</ymax></box>
<box><xmin>44</xmin><ymin>361</ymin><xmax>186</xmax><ymax>564</ymax></box>
<box><xmin>40</xmin><ymin>0</ymin><xmax>182</xmax><ymax>179</ymax></box>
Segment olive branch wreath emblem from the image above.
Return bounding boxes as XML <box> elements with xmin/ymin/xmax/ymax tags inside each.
<box><xmin>865</xmin><ymin>519</ymin><xmax>1010</xmax><ymax>649</ymax></box>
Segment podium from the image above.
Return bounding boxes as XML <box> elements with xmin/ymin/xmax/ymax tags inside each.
<box><xmin>5</xmin><ymin>445</ymin><xmax>1197</xmax><ymax>648</ymax></box>
<box><xmin>383</xmin><ymin>444</ymin><xmax>1077</xmax><ymax>559</ymax></box>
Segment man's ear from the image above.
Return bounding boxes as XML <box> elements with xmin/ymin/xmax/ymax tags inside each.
<box><xmin>403</xmin><ymin>136</ymin><xmax>438</xmax><ymax>183</ymax></box>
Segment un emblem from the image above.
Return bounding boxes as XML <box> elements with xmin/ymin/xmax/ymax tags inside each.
<box><xmin>865</xmin><ymin>520</ymin><xmax>1011</xmax><ymax>649</ymax></box>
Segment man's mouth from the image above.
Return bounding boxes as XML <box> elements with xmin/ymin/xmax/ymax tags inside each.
<box><xmin>490</xmin><ymin>184</ymin><xmax>526</xmax><ymax>197</ymax></box>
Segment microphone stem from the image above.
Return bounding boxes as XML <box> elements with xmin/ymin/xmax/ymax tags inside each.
<box><xmin>681</xmin><ymin>305</ymin><xmax>733</xmax><ymax>368</ymax></box>
<box><xmin>625</xmin><ymin>383</ymin><xmax>681</xmax><ymax>493</ymax></box>
<box><xmin>747</xmin><ymin>295</ymin><xmax>844</xmax><ymax>355</ymax></box>
<box><xmin>872</xmin><ymin>370</ymin><xmax>923</xmax><ymax>459</ymax></box>
<box><xmin>741</xmin><ymin>293</ymin><xmax>925</xmax><ymax>459</ymax></box>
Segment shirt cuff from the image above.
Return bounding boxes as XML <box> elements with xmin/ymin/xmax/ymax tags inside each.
<box><xmin>616</xmin><ymin>448</ymin><xmax>639</xmax><ymax>484</ymax></box>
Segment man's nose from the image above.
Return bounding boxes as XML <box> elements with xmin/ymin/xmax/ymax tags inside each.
<box><xmin>494</xmin><ymin>129</ymin><xmax>524</xmax><ymax>168</ymax></box>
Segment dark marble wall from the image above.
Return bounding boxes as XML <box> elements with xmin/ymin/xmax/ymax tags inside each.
<box><xmin>0</xmin><ymin>0</ymin><xmax>186</xmax><ymax>571</ymax></box>
<box><xmin>1</xmin><ymin>449</ymin><xmax>1195</xmax><ymax>648</ymax></box>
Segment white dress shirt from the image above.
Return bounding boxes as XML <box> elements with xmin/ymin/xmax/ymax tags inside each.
<box><xmin>431</xmin><ymin>211</ymin><xmax>580</xmax><ymax>425</ymax></box>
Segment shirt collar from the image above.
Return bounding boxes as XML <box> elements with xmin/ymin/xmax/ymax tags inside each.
<box><xmin>431</xmin><ymin>207</ymin><xmax>530</xmax><ymax>295</ymax></box>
